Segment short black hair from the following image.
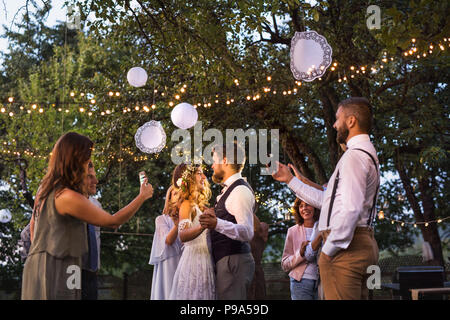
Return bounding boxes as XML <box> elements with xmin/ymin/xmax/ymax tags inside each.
<box><xmin>338</xmin><ymin>97</ymin><xmax>373</xmax><ymax>133</ymax></box>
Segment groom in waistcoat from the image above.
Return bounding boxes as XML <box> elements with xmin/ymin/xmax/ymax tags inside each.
<box><xmin>199</xmin><ymin>141</ymin><xmax>256</xmax><ymax>300</ymax></box>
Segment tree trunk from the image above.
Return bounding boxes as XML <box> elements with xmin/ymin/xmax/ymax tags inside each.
<box><xmin>395</xmin><ymin>154</ymin><xmax>445</xmax><ymax>268</ymax></box>
<box><xmin>319</xmin><ymin>88</ymin><xmax>339</xmax><ymax>168</ymax></box>
<box><xmin>279</xmin><ymin>128</ymin><xmax>314</xmax><ymax>180</ymax></box>
<box><xmin>419</xmin><ymin>176</ymin><xmax>445</xmax><ymax>268</ymax></box>
<box><xmin>17</xmin><ymin>158</ymin><xmax>34</xmax><ymax>208</ymax></box>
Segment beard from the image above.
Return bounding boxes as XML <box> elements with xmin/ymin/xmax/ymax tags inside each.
<box><xmin>212</xmin><ymin>167</ymin><xmax>225</xmax><ymax>184</ymax></box>
<box><xmin>336</xmin><ymin>124</ymin><xmax>349</xmax><ymax>145</ymax></box>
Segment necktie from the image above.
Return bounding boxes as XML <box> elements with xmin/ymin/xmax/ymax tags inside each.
<box><xmin>88</xmin><ymin>224</ymin><xmax>98</xmax><ymax>272</ymax></box>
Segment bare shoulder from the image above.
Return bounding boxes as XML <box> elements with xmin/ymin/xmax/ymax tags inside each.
<box><xmin>56</xmin><ymin>188</ymin><xmax>84</xmax><ymax>199</ymax></box>
<box><xmin>179</xmin><ymin>200</ymin><xmax>193</xmax><ymax>218</ymax></box>
<box><xmin>180</xmin><ymin>200</ymin><xmax>192</xmax><ymax>209</ymax></box>
<box><xmin>55</xmin><ymin>188</ymin><xmax>86</xmax><ymax>216</ymax></box>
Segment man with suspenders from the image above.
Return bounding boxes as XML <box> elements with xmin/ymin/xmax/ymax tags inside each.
<box><xmin>272</xmin><ymin>97</ymin><xmax>380</xmax><ymax>300</ymax></box>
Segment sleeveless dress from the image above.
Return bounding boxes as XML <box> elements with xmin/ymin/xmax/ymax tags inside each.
<box><xmin>169</xmin><ymin>206</ymin><xmax>216</xmax><ymax>300</ymax></box>
<box><xmin>21</xmin><ymin>189</ymin><xmax>88</xmax><ymax>300</ymax></box>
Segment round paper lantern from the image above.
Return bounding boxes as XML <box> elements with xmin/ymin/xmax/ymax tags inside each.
<box><xmin>135</xmin><ymin>120</ymin><xmax>166</xmax><ymax>154</ymax></box>
<box><xmin>290</xmin><ymin>31</ymin><xmax>333</xmax><ymax>82</ymax></box>
<box><xmin>127</xmin><ymin>67</ymin><xmax>148</xmax><ymax>87</ymax></box>
<box><xmin>171</xmin><ymin>102</ymin><xmax>198</xmax><ymax>129</ymax></box>
<box><xmin>0</xmin><ymin>209</ymin><xmax>12</xmax><ymax>223</ymax></box>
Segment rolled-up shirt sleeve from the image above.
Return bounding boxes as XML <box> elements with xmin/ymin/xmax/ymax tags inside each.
<box><xmin>214</xmin><ymin>185</ymin><xmax>254</xmax><ymax>242</ymax></box>
<box><xmin>321</xmin><ymin>152</ymin><xmax>368</xmax><ymax>257</ymax></box>
<box><xmin>287</xmin><ymin>177</ymin><xmax>324</xmax><ymax>210</ymax></box>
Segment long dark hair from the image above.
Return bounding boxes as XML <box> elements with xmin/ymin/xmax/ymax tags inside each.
<box><xmin>292</xmin><ymin>198</ymin><xmax>320</xmax><ymax>225</ymax></box>
<box><xmin>34</xmin><ymin>132</ymin><xmax>93</xmax><ymax>217</ymax></box>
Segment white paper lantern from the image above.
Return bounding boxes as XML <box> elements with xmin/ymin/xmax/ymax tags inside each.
<box><xmin>290</xmin><ymin>31</ymin><xmax>333</xmax><ymax>82</ymax></box>
<box><xmin>135</xmin><ymin>120</ymin><xmax>166</xmax><ymax>154</ymax></box>
<box><xmin>171</xmin><ymin>102</ymin><xmax>198</xmax><ymax>129</ymax></box>
<box><xmin>0</xmin><ymin>209</ymin><xmax>12</xmax><ymax>223</ymax></box>
<box><xmin>127</xmin><ymin>67</ymin><xmax>148</xmax><ymax>87</ymax></box>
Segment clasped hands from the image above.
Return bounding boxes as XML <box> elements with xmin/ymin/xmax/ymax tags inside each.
<box><xmin>199</xmin><ymin>207</ymin><xmax>217</xmax><ymax>230</ymax></box>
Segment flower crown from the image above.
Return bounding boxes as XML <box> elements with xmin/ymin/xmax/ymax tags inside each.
<box><xmin>176</xmin><ymin>164</ymin><xmax>197</xmax><ymax>192</ymax></box>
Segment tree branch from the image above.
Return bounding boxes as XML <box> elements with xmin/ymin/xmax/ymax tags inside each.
<box><xmin>127</xmin><ymin>1</ymin><xmax>155</xmax><ymax>49</ymax></box>
<box><xmin>375</xmin><ymin>78</ymin><xmax>406</xmax><ymax>95</ymax></box>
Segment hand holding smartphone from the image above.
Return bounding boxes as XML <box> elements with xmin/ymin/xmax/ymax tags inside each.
<box><xmin>139</xmin><ymin>171</ymin><xmax>154</xmax><ymax>199</ymax></box>
<box><xmin>139</xmin><ymin>171</ymin><xmax>146</xmax><ymax>186</ymax></box>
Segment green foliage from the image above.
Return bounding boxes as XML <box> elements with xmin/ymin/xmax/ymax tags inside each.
<box><xmin>0</xmin><ymin>0</ymin><xmax>448</xmax><ymax>289</ymax></box>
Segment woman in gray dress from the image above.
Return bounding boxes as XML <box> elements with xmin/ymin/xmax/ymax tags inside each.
<box><xmin>22</xmin><ymin>132</ymin><xmax>154</xmax><ymax>300</ymax></box>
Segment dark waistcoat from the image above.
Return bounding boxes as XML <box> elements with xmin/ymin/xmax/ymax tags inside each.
<box><xmin>210</xmin><ymin>178</ymin><xmax>254</xmax><ymax>264</ymax></box>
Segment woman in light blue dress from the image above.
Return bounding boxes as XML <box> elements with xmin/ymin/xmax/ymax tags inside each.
<box><xmin>149</xmin><ymin>185</ymin><xmax>183</xmax><ymax>300</ymax></box>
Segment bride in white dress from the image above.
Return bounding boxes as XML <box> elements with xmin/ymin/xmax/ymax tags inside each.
<box><xmin>169</xmin><ymin>164</ymin><xmax>216</xmax><ymax>300</ymax></box>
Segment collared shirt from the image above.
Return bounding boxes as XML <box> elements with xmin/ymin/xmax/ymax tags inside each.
<box><xmin>287</xmin><ymin>134</ymin><xmax>379</xmax><ymax>257</ymax></box>
<box><xmin>214</xmin><ymin>172</ymin><xmax>255</xmax><ymax>242</ymax></box>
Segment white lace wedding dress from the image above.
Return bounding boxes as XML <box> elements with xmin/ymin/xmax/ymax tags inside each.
<box><xmin>169</xmin><ymin>206</ymin><xmax>216</xmax><ymax>300</ymax></box>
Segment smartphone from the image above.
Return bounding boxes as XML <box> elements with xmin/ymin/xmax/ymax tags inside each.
<box><xmin>139</xmin><ymin>171</ymin><xmax>146</xmax><ymax>186</ymax></box>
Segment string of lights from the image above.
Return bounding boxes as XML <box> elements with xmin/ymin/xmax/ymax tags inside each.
<box><xmin>0</xmin><ymin>37</ymin><xmax>447</xmax><ymax>117</ymax></box>
<box><xmin>377</xmin><ymin>210</ymin><xmax>449</xmax><ymax>228</ymax></box>
<box><xmin>0</xmin><ymin>142</ymin><xmax>167</xmax><ymax>163</ymax></box>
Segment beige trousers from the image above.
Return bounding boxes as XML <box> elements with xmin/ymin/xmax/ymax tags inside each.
<box><xmin>318</xmin><ymin>227</ymin><xmax>379</xmax><ymax>300</ymax></box>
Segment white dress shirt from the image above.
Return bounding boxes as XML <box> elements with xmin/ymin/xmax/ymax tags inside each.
<box><xmin>214</xmin><ymin>172</ymin><xmax>255</xmax><ymax>242</ymax></box>
<box><xmin>287</xmin><ymin>134</ymin><xmax>379</xmax><ymax>257</ymax></box>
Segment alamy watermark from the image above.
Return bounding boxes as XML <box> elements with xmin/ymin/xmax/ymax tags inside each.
<box><xmin>170</xmin><ymin>121</ymin><xmax>279</xmax><ymax>175</ymax></box>
<box><xmin>366</xmin><ymin>5</ymin><xmax>381</xmax><ymax>30</ymax></box>
<box><xmin>367</xmin><ymin>265</ymin><xmax>381</xmax><ymax>290</ymax></box>
<box><xmin>66</xmin><ymin>265</ymin><xmax>81</xmax><ymax>290</ymax></box>
<box><xmin>67</xmin><ymin>5</ymin><xmax>82</xmax><ymax>31</ymax></box>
